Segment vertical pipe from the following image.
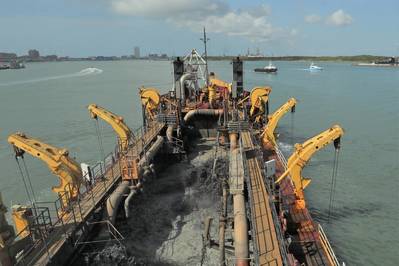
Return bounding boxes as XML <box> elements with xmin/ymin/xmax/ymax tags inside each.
<box><xmin>229</xmin><ymin>133</ymin><xmax>249</xmax><ymax>266</ymax></box>
<box><xmin>219</xmin><ymin>185</ymin><xmax>228</xmax><ymax>266</ymax></box>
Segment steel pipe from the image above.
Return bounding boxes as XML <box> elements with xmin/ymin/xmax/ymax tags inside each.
<box><xmin>230</xmin><ymin>133</ymin><xmax>249</xmax><ymax>266</ymax></box>
<box><xmin>138</xmin><ymin>135</ymin><xmax>164</xmax><ymax>168</ymax></box>
<box><xmin>106</xmin><ymin>180</ymin><xmax>130</xmax><ymax>225</ymax></box>
<box><xmin>183</xmin><ymin>109</ymin><xmax>224</xmax><ymax>123</ymax></box>
<box><xmin>179</xmin><ymin>73</ymin><xmax>195</xmax><ymax>103</ymax></box>
<box><xmin>166</xmin><ymin>125</ymin><xmax>174</xmax><ymax>142</ymax></box>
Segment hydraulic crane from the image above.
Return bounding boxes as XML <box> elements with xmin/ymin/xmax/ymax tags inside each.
<box><xmin>7</xmin><ymin>132</ymin><xmax>82</xmax><ymax>205</ymax></box>
<box><xmin>275</xmin><ymin>125</ymin><xmax>344</xmax><ymax>209</ymax></box>
<box><xmin>88</xmin><ymin>104</ymin><xmax>141</xmax><ymax>181</ymax></box>
<box><xmin>88</xmin><ymin>104</ymin><xmax>133</xmax><ymax>152</ymax></box>
<box><xmin>249</xmin><ymin>86</ymin><xmax>272</xmax><ymax>123</ymax></box>
<box><xmin>261</xmin><ymin>98</ymin><xmax>297</xmax><ymax>148</ymax></box>
<box><xmin>208</xmin><ymin>75</ymin><xmax>232</xmax><ymax>105</ymax></box>
<box><xmin>139</xmin><ymin>87</ymin><xmax>161</xmax><ymax>120</ymax></box>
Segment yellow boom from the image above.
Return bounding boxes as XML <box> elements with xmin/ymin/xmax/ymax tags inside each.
<box><xmin>88</xmin><ymin>104</ymin><xmax>133</xmax><ymax>151</ymax></box>
<box><xmin>275</xmin><ymin>125</ymin><xmax>344</xmax><ymax>209</ymax></box>
<box><xmin>249</xmin><ymin>87</ymin><xmax>272</xmax><ymax>120</ymax></box>
<box><xmin>7</xmin><ymin>132</ymin><xmax>82</xmax><ymax>204</ymax></box>
<box><xmin>208</xmin><ymin>76</ymin><xmax>232</xmax><ymax>103</ymax></box>
<box><xmin>139</xmin><ymin>87</ymin><xmax>161</xmax><ymax>119</ymax></box>
<box><xmin>262</xmin><ymin>98</ymin><xmax>297</xmax><ymax>148</ymax></box>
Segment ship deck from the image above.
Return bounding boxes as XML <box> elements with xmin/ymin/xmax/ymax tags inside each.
<box><xmin>18</xmin><ymin>122</ymin><xmax>166</xmax><ymax>266</ymax></box>
<box><xmin>241</xmin><ymin>131</ymin><xmax>283</xmax><ymax>266</ymax></box>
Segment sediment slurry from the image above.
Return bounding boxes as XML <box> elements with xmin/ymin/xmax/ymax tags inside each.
<box><xmin>83</xmin><ymin>139</ymin><xmax>224</xmax><ymax>265</ymax></box>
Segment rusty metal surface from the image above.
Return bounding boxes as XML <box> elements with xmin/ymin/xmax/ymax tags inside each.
<box><xmin>25</xmin><ymin>122</ymin><xmax>166</xmax><ymax>266</ymax></box>
<box><xmin>268</xmin><ymin>148</ymin><xmax>336</xmax><ymax>266</ymax></box>
<box><xmin>241</xmin><ymin>132</ymin><xmax>283</xmax><ymax>266</ymax></box>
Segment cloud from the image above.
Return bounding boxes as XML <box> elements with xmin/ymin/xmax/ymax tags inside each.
<box><xmin>110</xmin><ymin>0</ymin><xmax>295</xmax><ymax>42</ymax></box>
<box><xmin>304</xmin><ymin>14</ymin><xmax>321</xmax><ymax>24</ymax></box>
<box><xmin>111</xmin><ymin>0</ymin><xmax>228</xmax><ymax>18</ymax></box>
<box><xmin>326</xmin><ymin>9</ymin><xmax>353</xmax><ymax>26</ymax></box>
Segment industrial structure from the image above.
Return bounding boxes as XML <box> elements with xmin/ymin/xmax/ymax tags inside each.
<box><xmin>0</xmin><ymin>48</ymin><xmax>344</xmax><ymax>265</ymax></box>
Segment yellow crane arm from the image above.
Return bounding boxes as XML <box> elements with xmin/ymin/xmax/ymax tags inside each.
<box><xmin>7</xmin><ymin>132</ymin><xmax>82</xmax><ymax>200</ymax></box>
<box><xmin>275</xmin><ymin>125</ymin><xmax>344</xmax><ymax>208</ymax></box>
<box><xmin>209</xmin><ymin>78</ymin><xmax>232</xmax><ymax>92</ymax></box>
<box><xmin>262</xmin><ymin>98</ymin><xmax>297</xmax><ymax>147</ymax></box>
<box><xmin>139</xmin><ymin>88</ymin><xmax>161</xmax><ymax>119</ymax></box>
<box><xmin>249</xmin><ymin>87</ymin><xmax>272</xmax><ymax>118</ymax></box>
<box><xmin>88</xmin><ymin>104</ymin><xmax>133</xmax><ymax>151</ymax></box>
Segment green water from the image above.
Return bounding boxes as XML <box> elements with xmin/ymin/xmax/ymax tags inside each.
<box><xmin>0</xmin><ymin>60</ymin><xmax>398</xmax><ymax>265</ymax></box>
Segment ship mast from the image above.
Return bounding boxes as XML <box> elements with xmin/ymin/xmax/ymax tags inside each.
<box><xmin>200</xmin><ymin>27</ymin><xmax>210</xmax><ymax>86</ymax></box>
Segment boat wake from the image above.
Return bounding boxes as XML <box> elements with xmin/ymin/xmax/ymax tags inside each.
<box><xmin>77</xmin><ymin>67</ymin><xmax>103</xmax><ymax>76</ymax></box>
<box><xmin>0</xmin><ymin>67</ymin><xmax>103</xmax><ymax>87</ymax></box>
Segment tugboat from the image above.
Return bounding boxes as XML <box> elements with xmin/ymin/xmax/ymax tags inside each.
<box><xmin>309</xmin><ymin>62</ymin><xmax>323</xmax><ymax>71</ymax></box>
<box><xmin>254</xmin><ymin>61</ymin><xmax>278</xmax><ymax>73</ymax></box>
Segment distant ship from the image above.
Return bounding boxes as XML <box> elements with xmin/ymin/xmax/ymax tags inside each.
<box><xmin>254</xmin><ymin>61</ymin><xmax>278</xmax><ymax>73</ymax></box>
<box><xmin>0</xmin><ymin>64</ymin><xmax>10</xmax><ymax>70</ymax></box>
<box><xmin>0</xmin><ymin>60</ymin><xmax>25</xmax><ymax>70</ymax></box>
<box><xmin>354</xmin><ymin>57</ymin><xmax>399</xmax><ymax>67</ymax></box>
<box><xmin>309</xmin><ymin>62</ymin><xmax>323</xmax><ymax>71</ymax></box>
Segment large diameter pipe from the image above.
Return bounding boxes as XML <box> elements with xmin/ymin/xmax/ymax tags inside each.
<box><xmin>109</xmin><ymin>136</ymin><xmax>164</xmax><ymax>224</ymax></box>
<box><xmin>233</xmin><ymin>193</ymin><xmax>248</xmax><ymax>266</ymax></box>
<box><xmin>138</xmin><ymin>135</ymin><xmax>164</xmax><ymax>168</ymax></box>
<box><xmin>179</xmin><ymin>73</ymin><xmax>195</xmax><ymax>104</ymax></box>
<box><xmin>124</xmin><ymin>188</ymin><xmax>137</xmax><ymax>218</ymax></box>
<box><xmin>183</xmin><ymin>109</ymin><xmax>224</xmax><ymax>123</ymax></box>
<box><xmin>230</xmin><ymin>133</ymin><xmax>249</xmax><ymax>266</ymax></box>
<box><xmin>106</xmin><ymin>181</ymin><xmax>130</xmax><ymax>225</ymax></box>
<box><xmin>166</xmin><ymin>125</ymin><xmax>174</xmax><ymax>142</ymax></box>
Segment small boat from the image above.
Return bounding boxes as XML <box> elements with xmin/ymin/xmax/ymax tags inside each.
<box><xmin>0</xmin><ymin>64</ymin><xmax>10</xmax><ymax>70</ymax></box>
<box><xmin>309</xmin><ymin>62</ymin><xmax>323</xmax><ymax>71</ymax></box>
<box><xmin>254</xmin><ymin>61</ymin><xmax>278</xmax><ymax>73</ymax></box>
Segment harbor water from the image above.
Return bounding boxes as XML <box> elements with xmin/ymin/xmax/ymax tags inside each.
<box><xmin>0</xmin><ymin>60</ymin><xmax>398</xmax><ymax>265</ymax></box>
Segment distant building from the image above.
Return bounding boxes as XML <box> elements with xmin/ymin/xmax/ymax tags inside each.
<box><xmin>0</xmin><ymin>52</ymin><xmax>17</xmax><ymax>61</ymax></box>
<box><xmin>28</xmin><ymin>49</ymin><xmax>40</xmax><ymax>59</ymax></box>
<box><xmin>134</xmin><ymin>46</ymin><xmax>140</xmax><ymax>58</ymax></box>
<box><xmin>43</xmin><ymin>55</ymin><xmax>58</xmax><ymax>61</ymax></box>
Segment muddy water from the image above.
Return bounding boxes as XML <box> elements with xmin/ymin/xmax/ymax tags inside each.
<box><xmin>82</xmin><ymin>140</ymin><xmax>224</xmax><ymax>265</ymax></box>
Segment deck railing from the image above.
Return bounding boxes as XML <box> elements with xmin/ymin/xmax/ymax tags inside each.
<box><xmin>14</xmin><ymin>121</ymin><xmax>166</xmax><ymax>265</ymax></box>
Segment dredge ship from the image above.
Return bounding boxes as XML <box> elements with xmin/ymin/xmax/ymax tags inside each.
<box><xmin>0</xmin><ymin>48</ymin><xmax>344</xmax><ymax>266</ymax></box>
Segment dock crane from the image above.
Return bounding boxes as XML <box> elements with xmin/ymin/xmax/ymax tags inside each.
<box><xmin>249</xmin><ymin>86</ymin><xmax>272</xmax><ymax>123</ymax></box>
<box><xmin>7</xmin><ymin>132</ymin><xmax>82</xmax><ymax>205</ymax></box>
<box><xmin>88</xmin><ymin>104</ymin><xmax>134</xmax><ymax>152</ymax></box>
<box><xmin>261</xmin><ymin>98</ymin><xmax>297</xmax><ymax>148</ymax></box>
<box><xmin>275</xmin><ymin>125</ymin><xmax>344</xmax><ymax>209</ymax></box>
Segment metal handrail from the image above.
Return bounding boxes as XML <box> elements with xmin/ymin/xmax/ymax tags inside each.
<box><xmin>318</xmin><ymin>224</ymin><xmax>341</xmax><ymax>266</ymax></box>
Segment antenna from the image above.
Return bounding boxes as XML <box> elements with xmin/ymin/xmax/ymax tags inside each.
<box><xmin>200</xmin><ymin>27</ymin><xmax>210</xmax><ymax>86</ymax></box>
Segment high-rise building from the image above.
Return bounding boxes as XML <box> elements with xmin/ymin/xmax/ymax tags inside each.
<box><xmin>134</xmin><ymin>47</ymin><xmax>140</xmax><ymax>58</ymax></box>
<box><xmin>28</xmin><ymin>49</ymin><xmax>40</xmax><ymax>59</ymax></box>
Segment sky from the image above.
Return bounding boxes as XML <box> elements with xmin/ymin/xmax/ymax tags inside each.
<box><xmin>0</xmin><ymin>0</ymin><xmax>398</xmax><ymax>57</ymax></box>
